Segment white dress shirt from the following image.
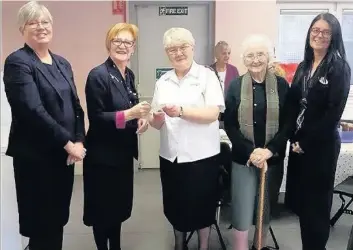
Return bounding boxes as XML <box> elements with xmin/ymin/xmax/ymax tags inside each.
<box><xmin>151</xmin><ymin>61</ymin><xmax>225</xmax><ymax>163</ymax></box>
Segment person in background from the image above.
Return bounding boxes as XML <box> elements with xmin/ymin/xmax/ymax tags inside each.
<box><xmin>2</xmin><ymin>1</ymin><xmax>86</xmax><ymax>250</ymax></box>
<box><xmin>83</xmin><ymin>23</ymin><xmax>150</xmax><ymax>250</ymax></box>
<box><xmin>211</xmin><ymin>41</ymin><xmax>239</xmax><ymax>94</ymax></box>
<box><xmin>285</xmin><ymin>13</ymin><xmax>351</xmax><ymax>250</ymax></box>
<box><xmin>149</xmin><ymin>27</ymin><xmax>225</xmax><ymax>250</ymax></box>
<box><xmin>211</xmin><ymin>41</ymin><xmax>239</xmax><ymax>199</ymax></box>
<box><xmin>224</xmin><ymin>34</ymin><xmax>290</xmax><ymax>250</ymax></box>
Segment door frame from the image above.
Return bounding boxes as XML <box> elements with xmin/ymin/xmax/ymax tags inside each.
<box><xmin>128</xmin><ymin>1</ymin><xmax>215</xmax><ymax>169</ymax></box>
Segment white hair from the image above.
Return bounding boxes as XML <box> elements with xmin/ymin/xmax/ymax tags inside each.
<box><xmin>17</xmin><ymin>1</ymin><xmax>53</xmax><ymax>30</ymax></box>
<box><xmin>240</xmin><ymin>34</ymin><xmax>274</xmax><ymax>59</ymax></box>
<box><xmin>163</xmin><ymin>27</ymin><xmax>195</xmax><ymax>48</ymax></box>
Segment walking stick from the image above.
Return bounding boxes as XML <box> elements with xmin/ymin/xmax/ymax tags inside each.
<box><xmin>256</xmin><ymin>161</ymin><xmax>268</xmax><ymax>250</ymax></box>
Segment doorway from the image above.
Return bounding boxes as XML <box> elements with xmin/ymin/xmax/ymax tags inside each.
<box><xmin>129</xmin><ymin>1</ymin><xmax>215</xmax><ymax>169</ymax></box>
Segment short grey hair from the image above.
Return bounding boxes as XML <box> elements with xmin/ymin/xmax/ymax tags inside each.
<box><xmin>163</xmin><ymin>27</ymin><xmax>195</xmax><ymax>48</ymax></box>
<box><xmin>240</xmin><ymin>34</ymin><xmax>274</xmax><ymax>59</ymax></box>
<box><xmin>17</xmin><ymin>1</ymin><xmax>53</xmax><ymax>30</ymax></box>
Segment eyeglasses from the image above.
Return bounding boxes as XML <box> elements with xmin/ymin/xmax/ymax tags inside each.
<box><xmin>167</xmin><ymin>44</ymin><xmax>190</xmax><ymax>55</ymax></box>
<box><xmin>311</xmin><ymin>28</ymin><xmax>332</xmax><ymax>38</ymax></box>
<box><xmin>244</xmin><ymin>52</ymin><xmax>267</xmax><ymax>62</ymax></box>
<box><xmin>111</xmin><ymin>39</ymin><xmax>135</xmax><ymax>48</ymax></box>
<box><xmin>26</xmin><ymin>20</ymin><xmax>51</xmax><ymax>29</ymax></box>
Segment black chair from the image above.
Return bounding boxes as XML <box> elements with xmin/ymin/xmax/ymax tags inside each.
<box><xmin>330</xmin><ymin>176</ymin><xmax>353</xmax><ymax>226</ymax></box>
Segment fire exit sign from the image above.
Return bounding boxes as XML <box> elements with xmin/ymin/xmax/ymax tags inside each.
<box><xmin>159</xmin><ymin>6</ymin><xmax>189</xmax><ymax>16</ymax></box>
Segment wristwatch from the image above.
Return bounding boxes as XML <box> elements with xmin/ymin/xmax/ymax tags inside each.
<box><xmin>178</xmin><ymin>106</ymin><xmax>183</xmax><ymax>117</ymax></box>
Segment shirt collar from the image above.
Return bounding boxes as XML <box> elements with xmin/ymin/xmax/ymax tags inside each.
<box><xmin>166</xmin><ymin>61</ymin><xmax>200</xmax><ymax>83</ymax></box>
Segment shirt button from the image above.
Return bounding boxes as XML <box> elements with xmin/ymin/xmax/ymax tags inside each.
<box><xmin>130</xmin><ymin>101</ymin><xmax>132</xmax><ymax>104</ymax></box>
<box><xmin>253</xmin><ymin>87</ymin><xmax>255</xmax><ymax>90</ymax></box>
<box><xmin>76</xmin><ymin>115</ymin><xmax>79</xmax><ymax>118</ymax></box>
<box><xmin>254</xmin><ymin>104</ymin><xmax>257</xmax><ymax>107</ymax></box>
<box><xmin>254</xmin><ymin>121</ymin><xmax>257</xmax><ymax>124</ymax></box>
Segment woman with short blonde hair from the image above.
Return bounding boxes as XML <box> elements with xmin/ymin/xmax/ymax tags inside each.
<box><xmin>149</xmin><ymin>27</ymin><xmax>225</xmax><ymax>250</ymax></box>
<box><xmin>83</xmin><ymin>23</ymin><xmax>150</xmax><ymax>250</ymax></box>
<box><xmin>211</xmin><ymin>41</ymin><xmax>239</xmax><ymax>94</ymax></box>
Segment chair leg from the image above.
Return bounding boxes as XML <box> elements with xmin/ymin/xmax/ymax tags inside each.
<box><xmin>330</xmin><ymin>195</ymin><xmax>353</xmax><ymax>226</ymax></box>
<box><xmin>185</xmin><ymin>231</ymin><xmax>194</xmax><ymax>245</ymax></box>
<box><xmin>269</xmin><ymin>226</ymin><xmax>279</xmax><ymax>250</ymax></box>
<box><xmin>214</xmin><ymin>222</ymin><xmax>227</xmax><ymax>250</ymax></box>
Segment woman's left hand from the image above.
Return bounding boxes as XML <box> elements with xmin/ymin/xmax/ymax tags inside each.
<box><xmin>249</xmin><ymin>148</ymin><xmax>273</xmax><ymax>166</ymax></box>
<box><xmin>162</xmin><ymin>105</ymin><xmax>181</xmax><ymax>117</ymax></box>
<box><xmin>292</xmin><ymin>142</ymin><xmax>304</xmax><ymax>154</ymax></box>
<box><xmin>136</xmin><ymin>118</ymin><xmax>149</xmax><ymax>134</ymax></box>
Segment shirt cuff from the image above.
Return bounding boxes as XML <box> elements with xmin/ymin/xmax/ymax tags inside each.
<box><xmin>115</xmin><ymin>111</ymin><xmax>126</xmax><ymax>129</ymax></box>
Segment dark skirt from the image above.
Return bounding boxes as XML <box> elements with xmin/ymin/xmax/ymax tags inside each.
<box><xmin>160</xmin><ymin>155</ymin><xmax>220</xmax><ymax>232</ymax></box>
<box><xmin>83</xmin><ymin>155</ymin><xmax>134</xmax><ymax>227</ymax></box>
<box><xmin>13</xmin><ymin>156</ymin><xmax>74</xmax><ymax>237</ymax></box>
<box><xmin>230</xmin><ymin>161</ymin><xmax>284</xmax><ymax>230</ymax></box>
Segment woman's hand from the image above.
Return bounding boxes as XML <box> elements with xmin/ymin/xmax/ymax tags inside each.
<box><xmin>292</xmin><ymin>142</ymin><xmax>304</xmax><ymax>154</ymax></box>
<box><xmin>64</xmin><ymin>142</ymin><xmax>86</xmax><ymax>165</ymax></box>
<box><xmin>162</xmin><ymin>105</ymin><xmax>181</xmax><ymax>117</ymax></box>
<box><xmin>149</xmin><ymin>110</ymin><xmax>165</xmax><ymax>129</ymax></box>
<box><xmin>248</xmin><ymin>148</ymin><xmax>273</xmax><ymax>167</ymax></box>
<box><xmin>136</xmin><ymin>118</ymin><xmax>149</xmax><ymax>134</ymax></box>
<box><xmin>129</xmin><ymin>101</ymin><xmax>151</xmax><ymax>119</ymax></box>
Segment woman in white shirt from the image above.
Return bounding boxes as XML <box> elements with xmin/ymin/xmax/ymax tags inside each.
<box><xmin>149</xmin><ymin>27</ymin><xmax>225</xmax><ymax>250</ymax></box>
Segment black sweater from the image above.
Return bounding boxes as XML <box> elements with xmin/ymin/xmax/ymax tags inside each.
<box><xmin>224</xmin><ymin>75</ymin><xmax>291</xmax><ymax>166</ymax></box>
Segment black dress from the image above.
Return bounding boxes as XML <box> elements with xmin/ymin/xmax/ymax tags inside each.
<box><xmin>285</xmin><ymin>59</ymin><xmax>351</xmax><ymax>249</ymax></box>
<box><xmin>83</xmin><ymin>58</ymin><xmax>138</xmax><ymax>228</ymax></box>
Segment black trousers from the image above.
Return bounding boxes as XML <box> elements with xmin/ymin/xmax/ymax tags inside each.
<box><xmin>299</xmin><ymin>188</ymin><xmax>334</xmax><ymax>250</ymax></box>
<box><xmin>28</xmin><ymin>228</ymin><xmax>63</xmax><ymax>250</ymax></box>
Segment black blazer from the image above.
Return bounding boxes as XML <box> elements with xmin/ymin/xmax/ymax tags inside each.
<box><xmin>288</xmin><ymin>58</ymin><xmax>351</xmax><ymax>152</ymax></box>
<box><xmin>224</xmin><ymin>75</ymin><xmax>290</xmax><ymax>165</ymax></box>
<box><xmin>84</xmin><ymin>58</ymin><xmax>138</xmax><ymax>166</ymax></box>
<box><xmin>3</xmin><ymin>44</ymin><xmax>85</xmax><ymax>162</ymax></box>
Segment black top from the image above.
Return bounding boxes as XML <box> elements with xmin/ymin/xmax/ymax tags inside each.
<box><xmin>252</xmin><ymin>79</ymin><xmax>267</xmax><ymax>148</ymax></box>
<box><xmin>84</xmin><ymin>58</ymin><xmax>139</xmax><ymax>166</ymax></box>
<box><xmin>287</xmin><ymin>58</ymin><xmax>351</xmax><ymax>152</ymax></box>
<box><xmin>44</xmin><ymin>60</ymin><xmax>76</xmax><ymax>138</ymax></box>
<box><xmin>224</xmin><ymin>75</ymin><xmax>290</xmax><ymax>165</ymax></box>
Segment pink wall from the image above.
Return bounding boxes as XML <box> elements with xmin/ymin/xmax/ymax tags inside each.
<box><xmin>2</xmin><ymin>0</ymin><xmax>278</xmax><ymax>122</ymax></box>
<box><xmin>2</xmin><ymin>1</ymin><xmax>124</xmax><ymax>127</ymax></box>
<box><xmin>215</xmin><ymin>0</ymin><xmax>277</xmax><ymax>74</ymax></box>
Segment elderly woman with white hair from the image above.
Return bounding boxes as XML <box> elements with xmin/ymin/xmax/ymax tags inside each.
<box><xmin>3</xmin><ymin>2</ymin><xmax>85</xmax><ymax>250</ymax></box>
<box><xmin>148</xmin><ymin>27</ymin><xmax>225</xmax><ymax>250</ymax></box>
<box><xmin>223</xmin><ymin>34</ymin><xmax>290</xmax><ymax>250</ymax></box>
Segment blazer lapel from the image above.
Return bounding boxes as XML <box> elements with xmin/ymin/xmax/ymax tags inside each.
<box><xmin>33</xmin><ymin>57</ymin><xmax>64</xmax><ymax>101</ymax></box>
<box><xmin>52</xmin><ymin>55</ymin><xmax>78</xmax><ymax>99</ymax></box>
<box><xmin>24</xmin><ymin>44</ymin><xmax>63</xmax><ymax>101</ymax></box>
<box><xmin>105</xmin><ymin>59</ymin><xmax>130</xmax><ymax>105</ymax></box>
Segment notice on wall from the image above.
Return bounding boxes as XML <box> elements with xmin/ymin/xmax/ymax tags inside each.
<box><xmin>156</xmin><ymin>67</ymin><xmax>173</xmax><ymax>80</ymax></box>
<box><xmin>159</xmin><ymin>6</ymin><xmax>188</xmax><ymax>16</ymax></box>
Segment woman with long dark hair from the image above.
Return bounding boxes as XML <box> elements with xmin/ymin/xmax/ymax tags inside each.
<box><xmin>285</xmin><ymin>13</ymin><xmax>351</xmax><ymax>250</ymax></box>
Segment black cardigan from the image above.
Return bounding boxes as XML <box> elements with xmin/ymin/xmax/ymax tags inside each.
<box><xmin>224</xmin><ymin>75</ymin><xmax>291</xmax><ymax>166</ymax></box>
